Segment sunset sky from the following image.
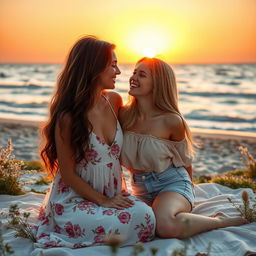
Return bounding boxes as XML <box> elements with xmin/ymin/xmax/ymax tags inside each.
<box><xmin>0</xmin><ymin>0</ymin><xmax>256</xmax><ymax>64</ymax></box>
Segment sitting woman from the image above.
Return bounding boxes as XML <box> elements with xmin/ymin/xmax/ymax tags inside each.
<box><xmin>33</xmin><ymin>37</ymin><xmax>155</xmax><ymax>250</ymax></box>
<box><xmin>120</xmin><ymin>57</ymin><xmax>248</xmax><ymax>239</ymax></box>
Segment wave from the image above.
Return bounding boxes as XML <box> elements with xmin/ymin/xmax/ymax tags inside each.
<box><xmin>0</xmin><ymin>72</ymin><xmax>10</xmax><ymax>78</ymax></box>
<box><xmin>11</xmin><ymin>90</ymin><xmax>52</xmax><ymax>96</ymax></box>
<box><xmin>185</xmin><ymin>114</ymin><xmax>256</xmax><ymax>123</ymax></box>
<box><xmin>177</xmin><ymin>80</ymin><xmax>188</xmax><ymax>84</ymax></box>
<box><xmin>0</xmin><ymin>109</ymin><xmax>46</xmax><ymax>116</ymax></box>
<box><xmin>33</xmin><ymin>68</ymin><xmax>53</xmax><ymax>73</ymax></box>
<box><xmin>215</xmin><ymin>81</ymin><xmax>240</xmax><ymax>86</ymax></box>
<box><xmin>180</xmin><ymin>91</ymin><xmax>256</xmax><ymax>99</ymax></box>
<box><xmin>219</xmin><ymin>100</ymin><xmax>238</xmax><ymax>104</ymax></box>
<box><xmin>191</xmin><ymin>124</ymin><xmax>256</xmax><ymax>133</ymax></box>
<box><xmin>0</xmin><ymin>83</ymin><xmax>53</xmax><ymax>89</ymax></box>
<box><xmin>0</xmin><ymin>101</ymin><xmax>48</xmax><ymax>108</ymax></box>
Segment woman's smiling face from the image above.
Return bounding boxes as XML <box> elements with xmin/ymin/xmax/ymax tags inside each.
<box><xmin>97</xmin><ymin>51</ymin><xmax>121</xmax><ymax>90</ymax></box>
<box><xmin>129</xmin><ymin>61</ymin><xmax>153</xmax><ymax>97</ymax></box>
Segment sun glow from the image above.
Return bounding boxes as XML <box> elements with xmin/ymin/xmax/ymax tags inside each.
<box><xmin>142</xmin><ymin>48</ymin><xmax>157</xmax><ymax>58</ymax></box>
<box><xmin>128</xmin><ymin>28</ymin><xmax>171</xmax><ymax>58</ymax></box>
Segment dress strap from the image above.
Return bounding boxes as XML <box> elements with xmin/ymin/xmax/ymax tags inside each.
<box><xmin>102</xmin><ymin>94</ymin><xmax>118</xmax><ymax>120</ymax></box>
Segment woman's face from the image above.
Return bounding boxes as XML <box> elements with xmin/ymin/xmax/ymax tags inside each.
<box><xmin>97</xmin><ymin>51</ymin><xmax>121</xmax><ymax>90</ymax></box>
<box><xmin>129</xmin><ymin>61</ymin><xmax>153</xmax><ymax>97</ymax></box>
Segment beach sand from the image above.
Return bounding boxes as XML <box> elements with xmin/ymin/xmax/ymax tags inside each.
<box><xmin>1</xmin><ymin>117</ymin><xmax>256</xmax><ymax>178</ymax></box>
<box><xmin>1</xmin><ymin>119</ymin><xmax>256</xmax><ymax>256</ymax></box>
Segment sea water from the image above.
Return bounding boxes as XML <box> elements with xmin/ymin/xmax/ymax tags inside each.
<box><xmin>0</xmin><ymin>63</ymin><xmax>255</xmax><ymax>132</ymax></box>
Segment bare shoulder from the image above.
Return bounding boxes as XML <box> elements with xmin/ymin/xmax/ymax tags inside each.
<box><xmin>104</xmin><ymin>91</ymin><xmax>123</xmax><ymax>108</ymax></box>
<box><xmin>163</xmin><ymin>113</ymin><xmax>185</xmax><ymax>141</ymax></box>
<box><xmin>57</xmin><ymin>112</ymin><xmax>72</xmax><ymax>127</ymax></box>
<box><xmin>56</xmin><ymin>112</ymin><xmax>72</xmax><ymax>140</ymax></box>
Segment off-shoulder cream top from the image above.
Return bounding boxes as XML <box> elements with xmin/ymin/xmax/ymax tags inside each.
<box><xmin>121</xmin><ymin>131</ymin><xmax>193</xmax><ymax>173</ymax></box>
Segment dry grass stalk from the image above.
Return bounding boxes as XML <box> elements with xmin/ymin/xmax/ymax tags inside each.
<box><xmin>238</xmin><ymin>146</ymin><xmax>256</xmax><ymax>178</ymax></box>
<box><xmin>227</xmin><ymin>190</ymin><xmax>256</xmax><ymax>222</ymax></box>
<box><xmin>1</xmin><ymin>204</ymin><xmax>37</xmax><ymax>242</ymax></box>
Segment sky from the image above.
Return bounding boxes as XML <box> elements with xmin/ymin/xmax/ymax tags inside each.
<box><xmin>0</xmin><ymin>0</ymin><xmax>256</xmax><ymax>64</ymax></box>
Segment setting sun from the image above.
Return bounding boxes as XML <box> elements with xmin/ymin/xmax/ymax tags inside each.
<box><xmin>142</xmin><ymin>48</ymin><xmax>157</xmax><ymax>58</ymax></box>
<box><xmin>125</xmin><ymin>26</ymin><xmax>172</xmax><ymax>59</ymax></box>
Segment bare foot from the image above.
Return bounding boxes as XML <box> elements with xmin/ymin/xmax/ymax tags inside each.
<box><xmin>213</xmin><ymin>212</ymin><xmax>249</xmax><ymax>228</ymax></box>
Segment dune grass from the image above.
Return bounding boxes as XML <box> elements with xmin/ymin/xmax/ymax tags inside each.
<box><xmin>238</xmin><ymin>146</ymin><xmax>256</xmax><ymax>178</ymax></box>
<box><xmin>30</xmin><ymin>188</ymin><xmax>46</xmax><ymax>194</ymax></box>
<box><xmin>0</xmin><ymin>139</ymin><xmax>49</xmax><ymax>195</ymax></box>
<box><xmin>22</xmin><ymin>160</ymin><xmax>43</xmax><ymax>171</ymax></box>
<box><xmin>212</xmin><ymin>176</ymin><xmax>256</xmax><ymax>192</ymax></box>
<box><xmin>34</xmin><ymin>175</ymin><xmax>52</xmax><ymax>185</ymax></box>
<box><xmin>0</xmin><ymin>139</ymin><xmax>24</xmax><ymax>195</ymax></box>
<box><xmin>194</xmin><ymin>146</ymin><xmax>256</xmax><ymax>192</ymax></box>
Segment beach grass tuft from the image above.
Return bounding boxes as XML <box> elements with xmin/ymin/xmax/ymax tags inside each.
<box><xmin>212</xmin><ymin>176</ymin><xmax>256</xmax><ymax>192</ymax></box>
<box><xmin>35</xmin><ymin>175</ymin><xmax>52</xmax><ymax>185</ymax></box>
<box><xmin>238</xmin><ymin>146</ymin><xmax>256</xmax><ymax>178</ymax></box>
<box><xmin>0</xmin><ymin>139</ymin><xmax>24</xmax><ymax>195</ymax></box>
<box><xmin>30</xmin><ymin>189</ymin><xmax>46</xmax><ymax>194</ymax></box>
<box><xmin>195</xmin><ymin>146</ymin><xmax>256</xmax><ymax>192</ymax></box>
<box><xmin>22</xmin><ymin>160</ymin><xmax>43</xmax><ymax>171</ymax></box>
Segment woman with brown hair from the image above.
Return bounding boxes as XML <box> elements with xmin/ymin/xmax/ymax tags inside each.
<box><xmin>120</xmin><ymin>57</ymin><xmax>247</xmax><ymax>239</ymax></box>
<box><xmin>33</xmin><ymin>37</ymin><xmax>155</xmax><ymax>250</ymax></box>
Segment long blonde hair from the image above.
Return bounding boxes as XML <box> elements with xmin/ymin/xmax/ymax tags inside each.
<box><xmin>121</xmin><ymin>57</ymin><xmax>194</xmax><ymax>154</ymax></box>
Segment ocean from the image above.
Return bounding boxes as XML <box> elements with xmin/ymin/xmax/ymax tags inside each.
<box><xmin>0</xmin><ymin>63</ymin><xmax>255</xmax><ymax>133</ymax></box>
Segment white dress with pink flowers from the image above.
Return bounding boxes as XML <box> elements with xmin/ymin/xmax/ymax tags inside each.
<box><xmin>33</xmin><ymin>97</ymin><xmax>155</xmax><ymax>250</ymax></box>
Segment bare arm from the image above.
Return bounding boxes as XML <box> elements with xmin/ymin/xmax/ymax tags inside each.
<box><xmin>55</xmin><ymin>114</ymin><xmax>133</xmax><ymax>209</ymax></box>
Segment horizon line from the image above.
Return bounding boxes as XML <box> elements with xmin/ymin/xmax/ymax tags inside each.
<box><xmin>0</xmin><ymin>61</ymin><xmax>256</xmax><ymax>65</ymax></box>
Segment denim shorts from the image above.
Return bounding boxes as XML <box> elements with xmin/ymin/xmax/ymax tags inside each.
<box><xmin>131</xmin><ymin>165</ymin><xmax>195</xmax><ymax>209</ymax></box>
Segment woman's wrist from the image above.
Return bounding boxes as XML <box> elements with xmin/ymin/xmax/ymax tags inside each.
<box><xmin>96</xmin><ymin>194</ymin><xmax>108</xmax><ymax>206</ymax></box>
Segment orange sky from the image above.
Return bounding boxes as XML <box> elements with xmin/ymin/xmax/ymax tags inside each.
<box><xmin>0</xmin><ymin>0</ymin><xmax>256</xmax><ymax>64</ymax></box>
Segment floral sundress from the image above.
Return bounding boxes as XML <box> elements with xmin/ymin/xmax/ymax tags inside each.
<box><xmin>32</xmin><ymin>97</ymin><xmax>156</xmax><ymax>250</ymax></box>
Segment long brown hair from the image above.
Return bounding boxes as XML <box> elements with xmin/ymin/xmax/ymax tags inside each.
<box><xmin>41</xmin><ymin>36</ymin><xmax>115</xmax><ymax>176</ymax></box>
<box><xmin>121</xmin><ymin>57</ymin><xmax>194</xmax><ymax>154</ymax></box>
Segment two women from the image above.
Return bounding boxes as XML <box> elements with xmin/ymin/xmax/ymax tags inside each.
<box><xmin>34</xmin><ymin>36</ymin><xmax>247</xmax><ymax>251</ymax></box>
<box><xmin>34</xmin><ymin>36</ymin><xmax>155</xmax><ymax>250</ymax></box>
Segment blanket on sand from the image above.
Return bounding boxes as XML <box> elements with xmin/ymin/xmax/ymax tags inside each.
<box><xmin>1</xmin><ymin>183</ymin><xmax>256</xmax><ymax>256</ymax></box>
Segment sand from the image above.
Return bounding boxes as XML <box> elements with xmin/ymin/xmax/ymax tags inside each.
<box><xmin>1</xmin><ymin>118</ymin><xmax>256</xmax><ymax>255</ymax></box>
<box><xmin>1</xmin><ymin>117</ymin><xmax>256</xmax><ymax>180</ymax></box>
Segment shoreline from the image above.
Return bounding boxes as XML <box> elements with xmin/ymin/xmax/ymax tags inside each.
<box><xmin>0</xmin><ymin>117</ymin><xmax>256</xmax><ymax>176</ymax></box>
<box><xmin>0</xmin><ymin>117</ymin><xmax>255</xmax><ymax>140</ymax></box>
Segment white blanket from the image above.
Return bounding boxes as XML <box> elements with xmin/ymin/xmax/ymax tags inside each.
<box><xmin>1</xmin><ymin>183</ymin><xmax>256</xmax><ymax>256</ymax></box>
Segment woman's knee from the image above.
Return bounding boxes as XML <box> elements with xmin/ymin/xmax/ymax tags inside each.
<box><xmin>156</xmin><ymin>215</ymin><xmax>184</xmax><ymax>238</ymax></box>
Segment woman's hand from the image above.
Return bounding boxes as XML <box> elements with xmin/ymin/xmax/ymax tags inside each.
<box><xmin>101</xmin><ymin>191</ymin><xmax>134</xmax><ymax>210</ymax></box>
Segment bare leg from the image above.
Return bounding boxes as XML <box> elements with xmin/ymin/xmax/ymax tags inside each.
<box><xmin>152</xmin><ymin>191</ymin><xmax>248</xmax><ymax>239</ymax></box>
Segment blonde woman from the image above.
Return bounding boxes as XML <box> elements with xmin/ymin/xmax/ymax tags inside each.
<box><xmin>120</xmin><ymin>57</ymin><xmax>248</xmax><ymax>239</ymax></box>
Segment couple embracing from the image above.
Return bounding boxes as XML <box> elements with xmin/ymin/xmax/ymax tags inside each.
<box><xmin>34</xmin><ymin>36</ymin><xmax>247</xmax><ymax>249</ymax></box>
